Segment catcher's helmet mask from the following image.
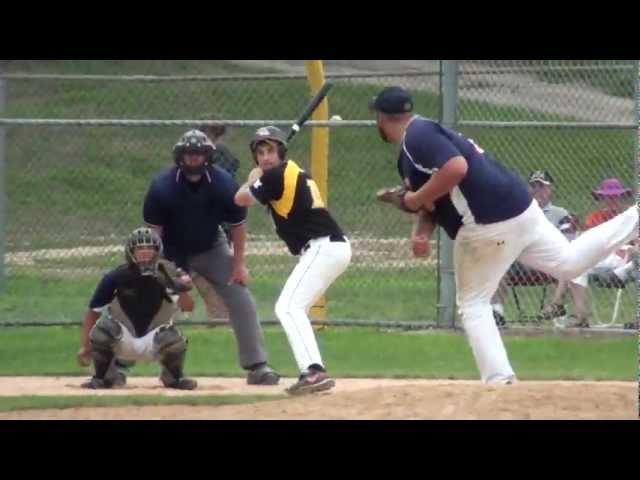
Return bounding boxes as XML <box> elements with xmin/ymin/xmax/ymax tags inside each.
<box><xmin>125</xmin><ymin>227</ymin><xmax>163</xmax><ymax>276</ymax></box>
<box><xmin>250</xmin><ymin>126</ymin><xmax>288</xmax><ymax>164</ymax></box>
<box><xmin>173</xmin><ymin>129</ymin><xmax>216</xmax><ymax>177</ymax></box>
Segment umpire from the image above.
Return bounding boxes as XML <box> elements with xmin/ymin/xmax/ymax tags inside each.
<box><xmin>191</xmin><ymin>121</ymin><xmax>242</xmax><ymax>320</ymax></box>
<box><xmin>143</xmin><ymin>129</ymin><xmax>280</xmax><ymax>385</ymax></box>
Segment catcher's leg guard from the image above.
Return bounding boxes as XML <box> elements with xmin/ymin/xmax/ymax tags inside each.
<box><xmin>154</xmin><ymin>324</ymin><xmax>197</xmax><ymax>390</ymax></box>
<box><xmin>90</xmin><ymin>315</ymin><xmax>123</xmax><ymax>348</ymax></box>
<box><xmin>104</xmin><ymin>358</ymin><xmax>132</xmax><ymax>387</ymax></box>
<box><xmin>88</xmin><ymin>315</ymin><xmax>123</xmax><ymax>380</ymax></box>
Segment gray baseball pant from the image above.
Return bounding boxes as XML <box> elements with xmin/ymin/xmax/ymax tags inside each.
<box><xmin>187</xmin><ymin>235</ymin><xmax>268</xmax><ymax>369</ymax></box>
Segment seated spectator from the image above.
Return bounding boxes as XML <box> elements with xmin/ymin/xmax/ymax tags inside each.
<box><xmin>583</xmin><ymin>177</ymin><xmax>635</xmax><ymax>294</ymax></box>
<box><xmin>492</xmin><ymin>170</ymin><xmax>587</xmax><ymax>326</ymax></box>
<box><xmin>545</xmin><ymin>177</ymin><xmax>636</xmax><ymax>328</ymax></box>
<box><xmin>585</xmin><ymin>178</ymin><xmax>633</xmax><ymax>229</ymax></box>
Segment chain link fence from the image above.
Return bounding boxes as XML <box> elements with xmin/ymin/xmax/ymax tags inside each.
<box><xmin>457</xmin><ymin>60</ymin><xmax>637</xmax><ymax>328</ymax></box>
<box><xmin>0</xmin><ymin>60</ymin><xmax>636</xmax><ymax>329</ymax></box>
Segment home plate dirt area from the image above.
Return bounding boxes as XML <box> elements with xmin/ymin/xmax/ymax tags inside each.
<box><xmin>0</xmin><ymin>377</ymin><xmax>635</xmax><ymax>419</ymax></box>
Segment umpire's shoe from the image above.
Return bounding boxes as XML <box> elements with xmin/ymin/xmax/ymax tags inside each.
<box><xmin>286</xmin><ymin>366</ymin><xmax>335</xmax><ymax>396</ymax></box>
<box><xmin>81</xmin><ymin>377</ymin><xmax>114</xmax><ymax>389</ymax></box>
<box><xmin>247</xmin><ymin>363</ymin><xmax>280</xmax><ymax>385</ymax></box>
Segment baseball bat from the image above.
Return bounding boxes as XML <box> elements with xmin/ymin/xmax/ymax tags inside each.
<box><xmin>286</xmin><ymin>82</ymin><xmax>334</xmax><ymax>142</ymax></box>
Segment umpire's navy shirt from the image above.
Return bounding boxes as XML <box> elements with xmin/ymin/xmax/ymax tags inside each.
<box><xmin>398</xmin><ymin>116</ymin><xmax>532</xmax><ymax>239</ymax></box>
<box><xmin>143</xmin><ymin>165</ymin><xmax>246</xmax><ymax>269</ymax></box>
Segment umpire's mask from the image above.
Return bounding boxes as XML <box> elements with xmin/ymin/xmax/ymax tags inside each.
<box><xmin>173</xmin><ymin>130</ymin><xmax>216</xmax><ymax>177</ymax></box>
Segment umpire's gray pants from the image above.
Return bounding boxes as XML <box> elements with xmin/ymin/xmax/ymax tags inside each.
<box><xmin>188</xmin><ymin>235</ymin><xmax>268</xmax><ymax>369</ymax></box>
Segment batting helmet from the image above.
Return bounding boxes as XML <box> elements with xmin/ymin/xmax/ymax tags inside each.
<box><xmin>173</xmin><ymin>129</ymin><xmax>216</xmax><ymax>176</ymax></box>
<box><xmin>125</xmin><ymin>227</ymin><xmax>163</xmax><ymax>276</ymax></box>
<box><xmin>250</xmin><ymin>126</ymin><xmax>288</xmax><ymax>163</ymax></box>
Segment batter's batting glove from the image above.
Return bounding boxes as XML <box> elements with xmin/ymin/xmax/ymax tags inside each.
<box><xmin>376</xmin><ymin>185</ymin><xmax>420</xmax><ymax>214</ymax></box>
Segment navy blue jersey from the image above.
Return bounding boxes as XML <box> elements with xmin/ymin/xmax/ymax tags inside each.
<box><xmin>143</xmin><ymin>165</ymin><xmax>246</xmax><ymax>269</ymax></box>
<box><xmin>399</xmin><ymin>116</ymin><xmax>532</xmax><ymax>238</ymax></box>
<box><xmin>89</xmin><ymin>264</ymin><xmax>174</xmax><ymax>337</ymax></box>
<box><xmin>398</xmin><ymin>157</ymin><xmax>463</xmax><ymax>240</ymax></box>
<box><xmin>89</xmin><ymin>269</ymin><xmax>120</xmax><ymax>311</ymax></box>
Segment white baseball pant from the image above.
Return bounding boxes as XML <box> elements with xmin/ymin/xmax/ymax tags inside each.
<box><xmin>455</xmin><ymin>201</ymin><xmax>638</xmax><ymax>383</ymax></box>
<box><xmin>275</xmin><ymin>236</ymin><xmax>352</xmax><ymax>373</ymax></box>
<box><xmin>564</xmin><ymin>240</ymin><xmax>630</xmax><ymax>288</ymax></box>
<box><xmin>113</xmin><ymin>324</ymin><xmax>164</xmax><ymax>362</ymax></box>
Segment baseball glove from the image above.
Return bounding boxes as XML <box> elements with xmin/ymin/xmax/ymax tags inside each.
<box><xmin>158</xmin><ymin>261</ymin><xmax>193</xmax><ymax>293</ymax></box>
<box><xmin>376</xmin><ymin>185</ymin><xmax>418</xmax><ymax>213</ymax></box>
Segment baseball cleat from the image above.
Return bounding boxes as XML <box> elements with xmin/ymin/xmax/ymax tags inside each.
<box><xmin>286</xmin><ymin>370</ymin><xmax>336</xmax><ymax>396</ymax></box>
<box><xmin>247</xmin><ymin>364</ymin><xmax>281</xmax><ymax>385</ymax></box>
<box><xmin>163</xmin><ymin>377</ymin><xmax>198</xmax><ymax>390</ymax></box>
<box><xmin>486</xmin><ymin>374</ymin><xmax>517</xmax><ymax>385</ymax></box>
<box><xmin>81</xmin><ymin>377</ymin><xmax>114</xmax><ymax>389</ymax></box>
<box><xmin>105</xmin><ymin>370</ymin><xmax>127</xmax><ymax>387</ymax></box>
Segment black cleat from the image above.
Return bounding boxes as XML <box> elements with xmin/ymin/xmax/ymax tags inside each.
<box><xmin>81</xmin><ymin>377</ymin><xmax>113</xmax><ymax>389</ymax></box>
<box><xmin>247</xmin><ymin>364</ymin><xmax>280</xmax><ymax>385</ymax></box>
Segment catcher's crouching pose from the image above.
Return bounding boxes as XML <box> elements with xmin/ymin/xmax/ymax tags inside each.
<box><xmin>235</xmin><ymin>127</ymin><xmax>351</xmax><ymax>396</ymax></box>
<box><xmin>77</xmin><ymin>227</ymin><xmax>197</xmax><ymax>390</ymax></box>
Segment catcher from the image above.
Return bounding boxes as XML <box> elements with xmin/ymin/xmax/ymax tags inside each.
<box><xmin>77</xmin><ymin>227</ymin><xmax>197</xmax><ymax>390</ymax></box>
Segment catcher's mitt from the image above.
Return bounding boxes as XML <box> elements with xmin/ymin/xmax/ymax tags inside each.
<box><xmin>376</xmin><ymin>185</ymin><xmax>419</xmax><ymax>213</ymax></box>
<box><xmin>158</xmin><ymin>261</ymin><xmax>193</xmax><ymax>293</ymax></box>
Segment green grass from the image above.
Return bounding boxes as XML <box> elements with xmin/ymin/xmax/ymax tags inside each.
<box><xmin>0</xmin><ymin>326</ymin><xmax>635</xmax><ymax>381</ymax></box>
<box><xmin>3</xmin><ymin>60</ymin><xmax>634</xmax><ymax>250</ymax></box>
<box><xmin>2</xmin><ymin>264</ymin><xmax>633</xmax><ymax>328</ymax></box>
<box><xmin>498</xmin><ymin>283</ymin><xmax>636</xmax><ymax>327</ymax></box>
<box><xmin>527</xmin><ymin>60</ymin><xmax>635</xmax><ymax>99</ymax></box>
<box><xmin>1</xmin><ymin>60</ymin><xmax>634</xmax><ymax>327</ymax></box>
<box><xmin>0</xmin><ymin>393</ymin><xmax>284</xmax><ymax>412</ymax></box>
<box><xmin>3</xmin><ymin>60</ymin><xmax>281</xmax><ymax>76</ymax></box>
<box><xmin>0</xmin><ymin>266</ymin><xmax>439</xmax><ymax>324</ymax></box>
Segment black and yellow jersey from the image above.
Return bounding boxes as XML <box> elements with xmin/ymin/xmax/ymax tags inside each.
<box><xmin>249</xmin><ymin>160</ymin><xmax>344</xmax><ymax>255</ymax></box>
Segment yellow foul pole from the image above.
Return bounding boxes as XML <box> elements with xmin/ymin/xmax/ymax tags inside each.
<box><xmin>305</xmin><ymin>60</ymin><xmax>329</xmax><ymax>321</ymax></box>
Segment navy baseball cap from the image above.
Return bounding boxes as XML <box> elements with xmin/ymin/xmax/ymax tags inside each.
<box><xmin>369</xmin><ymin>86</ymin><xmax>414</xmax><ymax>114</ymax></box>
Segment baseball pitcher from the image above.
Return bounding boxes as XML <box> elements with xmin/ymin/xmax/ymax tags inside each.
<box><xmin>373</xmin><ymin>86</ymin><xmax>639</xmax><ymax>384</ymax></box>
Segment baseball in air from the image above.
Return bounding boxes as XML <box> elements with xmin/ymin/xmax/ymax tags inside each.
<box><xmin>330</xmin><ymin>115</ymin><xmax>343</xmax><ymax>121</ymax></box>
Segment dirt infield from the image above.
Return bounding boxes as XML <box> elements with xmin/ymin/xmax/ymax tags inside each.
<box><xmin>0</xmin><ymin>377</ymin><xmax>636</xmax><ymax>420</ymax></box>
